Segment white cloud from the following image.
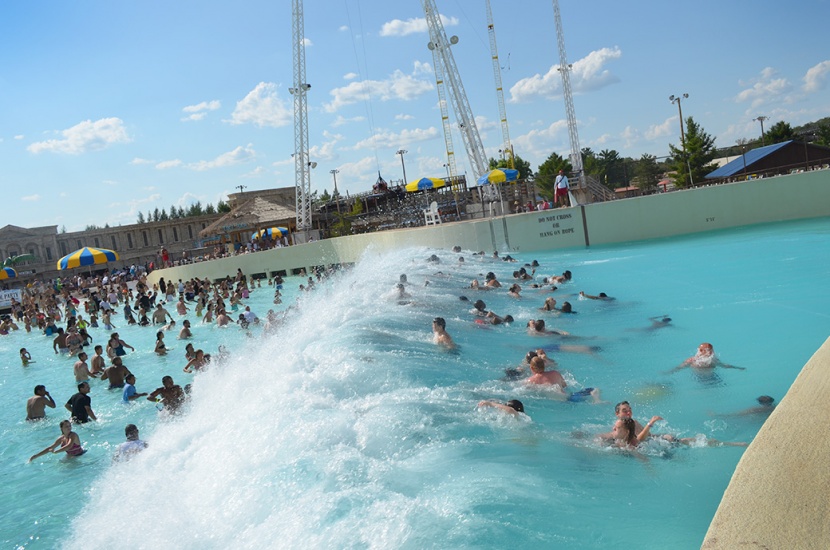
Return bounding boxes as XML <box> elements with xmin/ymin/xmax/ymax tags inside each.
<box><xmin>339</xmin><ymin>25</ymin><xmax>349</xmax><ymax>32</ymax></box>
<box><xmin>302</xmin><ymin>37</ymin><xmax>312</xmax><ymax>47</ymax></box>
<box><xmin>803</xmin><ymin>60</ymin><xmax>830</xmax><ymax>93</ymax></box>
<box><xmin>189</xmin><ymin>144</ymin><xmax>256</xmax><ymax>171</ymax></box>
<box><xmin>620</xmin><ymin>126</ymin><xmax>639</xmax><ymax>149</ymax></box>
<box><xmin>509</xmin><ymin>47</ymin><xmax>622</xmax><ymax>103</ymax></box>
<box><xmin>324</xmin><ymin>64</ymin><xmax>433</xmax><ymax>113</ymax></box>
<box><xmin>103</xmin><ymin>180</ymin><xmax>118</xmax><ymax>186</ymax></box>
<box><xmin>27</xmin><ymin>117</ymin><xmax>131</xmax><ymax>154</ymax></box>
<box><xmin>22</xmin><ymin>194</ymin><xmax>41</xmax><ymax>201</ymax></box>
<box><xmin>182</xmin><ymin>100</ymin><xmax>221</xmax><ymax>121</ymax></box>
<box><xmin>380</xmin><ymin>14</ymin><xmax>458</xmax><ymax>37</ymax></box>
<box><xmin>395</xmin><ymin>113</ymin><xmax>415</xmax><ymax>121</ymax></box>
<box><xmin>331</xmin><ymin>114</ymin><xmax>366</xmax><ymax>127</ymax></box>
<box><xmin>156</xmin><ymin>159</ymin><xmax>183</xmax><ymax>170</ymax></box>
<box><xmin>645</xmin><ymin>117</ymin><xmax>675</xmax><ymax>141</ymax></box>
<box><xmin>309</xmin><ymin>131</ymin><xmax>344</xmax><ymax>161</ymax></box>
<box><xmin>511</xmin><ymin>120</ymin><xmax>569</xmax><ymax>161</ymax></box>
<box><xmin>227</xmin><ymin>82</ymin><xmax>292</xmax><ymax>127</ymax></box>
<box><xmin>242</xmin><ymin>166</ymin><xmax>268</xmax><ymax>178</ymax></box>
<box><xmin>735</xmin><ymin>67</ymin><xmax>791</xmax><ymax>109</ymax></box>
<box><xmin>14</xmin><ymin>135</ymin><xmax>24</xmax><ymax>140</ymax></box>
<box><xmin>333</xmin><ymin>156</ymin><xmax>378</xmax><ymax>190</ymax></box>
<box><xmin>351</xmin><ymin>126</ymin><xmax>439</xmax><ymax>150</ymax></box>
<box><xmin>130</xmin><ymin>157</ymin><xmax>154</xmax><ymax>165</ymax></box>
<box><xmin>343</xmin><ymin>72</ymin><xmax>359</xmax><ymax>80</ymax></box>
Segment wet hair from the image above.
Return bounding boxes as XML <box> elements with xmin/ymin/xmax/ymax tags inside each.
<box><xmin>125</xmin><ymin>424</ymin><xmax>139</xmax><ymax>440</ymax></box>
<box><xmin>561</xmin><ymin>302</ymin><xmax>573</xmax><ymax>313</ymax></box>
<box><xmin>614</xmin><ymin>401</ymin><xmax>631</xmax><ymax>414</ymax></box>
<box><xmin>452</xmin><ymin>246</ymin><xmax>462</xmax><ymax>253</ymax></box>
<box><xmin>529</xmin><ymin>356</ymin><xmax>546</xmax><ymax>372</ymax></box>
<box><xmin>459</xmin><ymin>296</ymin><xmax>469</xmax><ymax>302</ymax></box>
<box><xmin>622</xmin><ymin>418</ymin><xmax>637</xmax><ymax>444</ymax></box>
<box><xmin>94</xmin><ymin>345</ymin><xmax>103</xmax><ymax>352</ymax></box>
<box><xmin>77</xmin><ymin>382</ymin><xmax>89</xmax><ymax>391</ymax></box>
<box><xmin>34</xmin><ymin>385</ymin><xmax>46</xmax><ymax>394</ymax></box>
<box><xmin>599</xmin><ymin>292</ymin><xmax>608</xmax><ymax>298</ymax></box>
<box><xmin>399</xmin><ymin>274</ymin><xmax>408</xmax><ymax>283</ymax></box>
<box><xmin>519</xmin><ymin>267</ymin><xmax>527</xmax><ymax>275</ymax></box>
<box><xmin>533</xmin><ymin>319</ymin><xmax>546</xmax><ymax>331</ymax></box>
<box><xmin>485</xmin><ymin>272</ymin><xmax>496</xmax><ymax>281</ymax></box>
<box><xmin>563</xmin><ymin>270</ymin><xmax>572</xmax><ymax>280</ymax></box>
<box><xmin>474</xmin><ymin>300</ymin><xmax>486</xmax><ymax>311</ymax></box>
<box><xmin>156</xmin><ymin>331</ymin><xmax>164</xmax><ymax>340</ymax></box>
<box><xmin>458</xmin><ymin>256</ymin><xmax>464</xmax><ymax>263</ymax></box>
<box><xmin>427</xmin><ymin>255</ymin><xmax>440</xmax><ymax>263</ymax></box>
<box><xmin>525</xmin><ymin>350</ymin><xmax>538</xmax><ymax>363</ymax></box>
<box><xmin>506</xmin><ymin>400</ymin><xmax>524</xmax><ymax>413</ymax></box>
<box><xmin>503</xmin><ymin>315</ymin><xmax>514</xmax><ymax>323</ymax></box>
<box><xmin>531</xmin><ymin>260</ymin><xmax>539</xmax><ymax>267</ymax></box>
<box><xmin>60</xmin><ymin>420</ymin><xmax>71</xmax><ymax>430</ymax></box>
<box><xmin>432</xmin><ymin>317</ymin><xmax>446</xmax><ymax>329</ymax></box>
<box><xmin>126</xmin><ymin>374</ymin><xmax>136</xmax><ymax>383</ymax></box>
<box><xmin>162</xmin><ymin>375</ymin><xmax>173</xmax><ymax>384</ymax></box>
<box><xmin>757</xmin><ymin>395</ymin><xmax>775</xmax><ymax>405</ymax></box>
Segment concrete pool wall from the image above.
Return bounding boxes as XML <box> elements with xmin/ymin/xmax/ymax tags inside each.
<box><xmin>147</xmin><ymin>168</ymin><xmax>830</xmax><ymax>284</ymax></box>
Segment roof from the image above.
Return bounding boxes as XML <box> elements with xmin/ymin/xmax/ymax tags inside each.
<box><xmin>199</xmin><ymin>196</ymin><xmax>295</xmax><ymax>237</ymax></box>
<box><xmin>705</xmin><ymin>141</ymin><xmax>791</xmax><ymax>179</ymax></box>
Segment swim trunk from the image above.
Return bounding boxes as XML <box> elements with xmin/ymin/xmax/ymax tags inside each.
<box><xmin>568</xmin><ymin>388</ymin><xmax>595</xmax><ymax>403</ymax></box>
<box><xmin>556</xmin><ymin>187</ymin><xmax>569</xmax><ymax>197</ymax></box>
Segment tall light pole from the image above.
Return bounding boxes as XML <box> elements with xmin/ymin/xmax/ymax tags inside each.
<box><xmin>754</xmin><ymin>115</ymin><xmax>768</xmax><ymax>146</ymax></box>
<box><xmin>396</xmin><ymin>149</ymin><xmax>408</xmax><ymax>184</ymax></box>
<box><xmin>669</xmin><ymin>93</ymin><xmax>694</xmax><ymax>186</ymax></box>
<box><xmin>330</xmin><ymin>169</ymin><xmax>341</xmax><ymax>215</ymax></box>
<box><xmin>736</xmin><ymin>138</ymin><xmax>748</xmax><ymax>180</ymax></box>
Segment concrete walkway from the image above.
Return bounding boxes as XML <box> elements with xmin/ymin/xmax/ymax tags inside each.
<box><xmin>703</xmin><ymin>336</ymin><xmax>830</xmax><ymax>549</ymax></box>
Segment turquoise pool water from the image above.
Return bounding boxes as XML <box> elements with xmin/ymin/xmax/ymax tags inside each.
<box><xmin>2</xmin><ymin>217</ymin><xmax>829</xmax><ymax>549</ymax></box>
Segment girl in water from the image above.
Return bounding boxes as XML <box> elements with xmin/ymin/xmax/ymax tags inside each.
<box><xmin>154</xmin><ymin>331</ymin><xmax>167</xmax><ymax>355</ymax></box>
<box><xmin>29</xmin><ymin>420</ymin><xmax>85</xmax><ymax>461</ymax></box>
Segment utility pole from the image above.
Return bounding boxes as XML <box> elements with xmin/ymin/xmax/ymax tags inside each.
<box><xmin>754</xmin><ymin>115</ymin><xmax>768</xmax><ymax>146</ymax></box>
<box><xmin>670</xmin><ymin>93</ymin><xmax>694</xmax><ymax>186</ymax></box>
<box><xmin>330</xmin><ymin>169</ymin><xmax>341</xmax><ymax>215</ymax></box>
<box><xmin>396</xmin><ymin>149</ymin><xmax>408</xmax><ymax>184</ymax></box>
<box><xmin>553</xmin><ymin>0</ymin><xmax>584</xmax><ymax>191</ymax></box>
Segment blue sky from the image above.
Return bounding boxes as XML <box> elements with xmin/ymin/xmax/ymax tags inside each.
<box><xmin>2</xmin><ymin>0</ymin><xmax>829</xmax><ymax>231</ymax></box>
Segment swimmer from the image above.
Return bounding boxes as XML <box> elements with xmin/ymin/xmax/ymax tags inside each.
<box><xmin>484</xmin><ymin>272</ymin><xmax>501</xmax><ymax>288</ymax></box>
<box><xmin>527</xmin><ymin>319</ymin><xmax>569</xmax><ymax>336</ymax></box>
<box><xmin>548</xmin><ymin>270</ymin><xmax>572</xmax><ymax>284</ymax></box>
<box><xmin>20</xmin><ymin>348</ymin><xmax>34</xmax><ymax>366</ymax></box>
<box><xmin>667</xmin><ymin>342</ymin><xmax>745</xmax><ymax>374</ymax></box>
<box><xmin>154</xmin><ymin>331</ymin><xmax>167</xmax><ymax>355</ymax></box>
<box><xmin>484</xmin><ymin>311</ymin><xmax>513</xmax><ymax>325</ymax></box>
<box><xmin>73</xmin><ymin>352</ymin><xmax>97</xmax><ymax>383</ymax></box>
<box><xmin>90</xmin><ymin>345</ymin><xmax>106</xmax><ymax>376</ymax></box>
<box><xmin>432</xmin><ymin>317</ymin><xmax>455</xmax><ymax>349</ymax></box>
<box><xmin>101</xmin><ymin>357</ymin><xmax>132</xmax><ymax>389</ymax></box>
<box><xmin>526</xmin><ymin>356</ymin><xmax>566</xmax><ymax>387</ymax></box>
<box><xmin>508</xmin><ymin>283</ymin><xmax>522</xmax><ymax>298</ymax></box>
<box><xmin>29</xmin><ymin>420</ymin><xmax>85</xmax><ymax>462</ymax></box>
<box><xmin>716</xmin><ymin>395</ymin><xmax>776</xmax><ymax>418</ymax></box>
<box><xmin>122</xmin><ymin>374</ymin><xmax>148</xmax><ymax>403</ymax></box>
<box><xmin>113</xmin><ymin>424</ymin><xmax>148</xmax><ymax>462</ymax></box>
<box><xmin>183</xmin><ymin>349</ymin><xmax>207</xmax><ymax>373</ymax></box>
<box><xmin>179</xmin><ymin>319</ymin><xmax>192</xmax><ymax>339</ymax></box>
<box><xmin>26</xmin><ymin>385</ymin><xmax>56</xmax><ymax>421</ymax></box>
<box><xmin>471</xmin><ymin>299</ymin><xmax>488</xmax><ymax>316</ymax></box>
<box><xmin>579</xmin><ymin>291</ymin><xmax>614</xmax><ymax>301</ymax></box>
<box><xmin>147</xmin><ymin>376</ymin><xmax>185</xmax><ymax>413</ymax></box>
<box><xmin>477</xmin><ymin>399</ymin><xmax>525</xmax><ymax>416</ymax></box>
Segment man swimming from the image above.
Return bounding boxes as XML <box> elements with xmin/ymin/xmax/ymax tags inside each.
<box><xmin>432</xmin><ymin>317</ymin><xmax>455</xmax><ymax>349</ymax></box>
<box><xmin>667</xmin><ymin>342</ymin><xmax>745</xmax><ymax>373</ymax></box>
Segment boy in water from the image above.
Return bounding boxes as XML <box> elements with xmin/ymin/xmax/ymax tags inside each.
<box><xmin>432</xmin><ymin>317</ymin><xmax>455</xmax><ymax>349</ymax></box>
<box><xmin>20</xmin><ymin>348</ymin><xmax>34</xmax><ymax>366</ymax></box>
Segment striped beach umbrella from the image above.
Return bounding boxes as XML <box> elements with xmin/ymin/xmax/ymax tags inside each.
<box><xmin>0</xmin><ymin>267</ymin><xmax>17</xmax><ymax>280</ymax></box>
<box><xmin>252</xmin><ymin>227</ymin><xmax>289</xmax><ymax>239</ymax></box>
<box><xmin>405</xmin><ymin>177</ymin><xmax>446</xmax><ymax>193</ymax></box>
<box><xmin>477</xmin><ymin>168</ymin><xmax>519</xmax><ymax>185</ymax></box>
<box><xmin>57</xmin><ymin>247</ymin><xmax>119</xmax><ymax>271</ymax></box>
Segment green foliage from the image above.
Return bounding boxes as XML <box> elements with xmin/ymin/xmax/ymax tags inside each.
<box><xmin>60</xmin><ymin>226</ymin><xmax>67</xmax><ymax>233</ymax></box>
<box><xmin>329</xmin><ymin>213</ymin><xmax>351</xmax><ymax>237</ymax></box>
<box><xmin>319</xmin><ymin>189</ymin><xmax>331</xmax><ymax>202</ymax></box>
<box><xmin>816</xmin><ymin>123</ymin><xmax>830</xmax><ymax>147</ymax></box>
<box><xmin>187</xmin><ymin>202</ymin><xmax>204</xmax><ymax>217</ymax></box>
<box><xmin>349</xmin><ymin>198</ymin><xmax>364</xmax><ymax>216</ymax></box>
<box><xmin>159</xmin><ymin>208</ymin><xmax>169</xmax><ymax>221</ymax></box>
<box><xmin>204</xmin><ymin>203</ymin><xmax>216</xmax><ymax>215</ymax></box>
<box><xmin>765</xmin><ymin>121</ymin><xmax>795</xmax><ymax>144</ymax></box>
<box><xmin>136</xmin><ymin>212</ymin><xmax>145</xmax><ymax>224</ymax></box>
<box><xmin>634</xmin><ymin>154</ymin><xmax>661</xmax><ymax>191</ymax></box>
<box><xmin>535</xmin><ymin>152</ymin><xmax>572</xmax><ymax>200</ymax></box>
<box><xmin>217</xmin><ymin>200</ymin><xmax>231</xmax><ymax>213</ymax></box>
<box><xmin>668</xmin><ymin>117</ymin><xmax>718</xmax><ymax>187</ymax></box>
<box><xmin>169</xmin><ymin>205</ymin><xmax>180</xmax><ymax>219</ymax></box>
<box><xmin>488</xmin><ymin>153</ymin><xmax>533</xmax><ymax>180</ymax></box>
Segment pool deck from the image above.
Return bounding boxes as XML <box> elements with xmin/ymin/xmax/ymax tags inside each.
<box><xmin>702</xmin><ymin>336</ymin><xmax>830</xmax><ymax>549</ymax></box>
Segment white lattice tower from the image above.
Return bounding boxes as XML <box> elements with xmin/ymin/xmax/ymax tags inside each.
<box><xmin>552</xmin><ymin>0</ymin><xmax>584</xmax><ymax>186</ymax></box>
<box><xmin>430</xmin><ymin>48</ymin><xmax>459</xmax><ymax>187</ymax></box>
<box><xmin>291</xmin><ymin>0</ymin><xmax>313</xmax><ymax>232</ymax></box>
<box><xmin>423</xmin><ymin>0</ymin><xmax>489</xmax><ymax>179</ymax></box>
<box><xmin>486</xmin><ymin>0</ymin><xmax>513</xmax><ymax>169</ymax></box>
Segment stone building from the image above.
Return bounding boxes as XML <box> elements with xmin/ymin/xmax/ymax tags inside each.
<box><xmin>0</xmin><ymin>213</ymin><xmax>223</xmax><ymax>282</ymax></box>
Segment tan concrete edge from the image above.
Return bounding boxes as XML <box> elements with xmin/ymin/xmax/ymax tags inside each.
<box><xmin>702</xmin><ymin>336</ymin><xmax>830</xmax><ymax>549</ymax></box>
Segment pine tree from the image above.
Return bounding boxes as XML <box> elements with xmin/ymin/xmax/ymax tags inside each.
<box><xmin>668</xmin><ymin>117</ymin><xmax>718</xmax><ymax>187</ymax></box>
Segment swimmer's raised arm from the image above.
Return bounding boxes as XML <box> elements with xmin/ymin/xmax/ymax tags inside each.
<box><xmin>636</xmin><ymin>416</ymin><xmax>662</xmax><ymax>443</ymax></box>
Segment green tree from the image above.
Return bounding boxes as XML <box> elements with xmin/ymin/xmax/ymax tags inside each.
<box><xmin>581</xmin><ymin>147</ymin><xmax>602</xmax><ymax>180</ymax></box>
<box><xmin>137</xmin><ymin>211</ymin><xmax>145</xmax><ymax>224</ymax></box>
<box><xmin>152</xmin><ymin>208</ymin><xmax>160</xmax><ymax>222</ymax></box>
<box><xmin>159</xmin><ymin>208</ymin><xmax>169</xmax><ymax>221</ymax></box>
<box><xmin>177</xmin><ymin>206</ymin><xmax>186</xmax><ymax>218</ymax></box>
<box><xmin>187</xmin><ymin>202</ymin><xmax>203</xmax><ymax>217</ymax></box>
<box><xmin>217</xmin><ymin>200</ymin><xmax>231</xmax><ymax>213</ymax></box>
<box><xmin>635</xmin><ymin>153</ymin><xmax>661</xmax><ymax>191</ymax></box>
<box><xmin>535</xmin><ymin>152</ymin><xmax>572</xmax><ymax>200</ymax></box>
<box><xmin>668</xmin><ymin>117</ymin><xmax>718</xmax><ymax>187</ymax></box>
<box><xmin>169</xmin><ymin>205</ymin><xmax>180</xmax><ymax>219</ymax></box>
<box><xmin>488</xmin><ymin>153</ymin><xmax>533</xmax><ymax>180</ymax></box>
<box><xmin>319</xmin><ymin>189</ymin><xmax>331</xmax><ymax>202</ymax></box>
<box><xmin>765</xmin><ymin>121</ymin><xmax>795</xmax><ymax>144</ymax></box>
<box><xmin>205</xmin><ymin>203</ymin><xmax>217</xmax><ymax>215</ymax></box>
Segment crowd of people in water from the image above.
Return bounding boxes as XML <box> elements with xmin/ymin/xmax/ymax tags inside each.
<box><xmin>13</xmin><ymin>245</ymin><xmax>772</xmax><ymax>465</ymax></box>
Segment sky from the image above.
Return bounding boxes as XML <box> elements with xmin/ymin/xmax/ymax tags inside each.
<box><xmin>2</xmin><ymin>0</ymin><xmax>829</xmax><ymax>231</ymax></box>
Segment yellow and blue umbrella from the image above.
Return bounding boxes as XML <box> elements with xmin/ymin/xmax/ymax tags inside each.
<box><xmin>252</xmin><ymin>227</ymin><xmax>289</xmax><ymax>239</ymax></box>
<box><xmin>57</xmin><ymin>247</ymin><xmax>119</xmax><ymax>270</ymax></box>
<box><xmin>405</xmin><ymin>177</ymin><xmax>446</xmax><ymax>193</ymax></box>
<box><xmin>477</xmin><ymin>168</ymin><xmax>519</xmax><ymax>185</ymax></box>
<box><xmin>0</xmin><ymin>267</ymin><xmax>17</xmax><ymax>280</ymax></box>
